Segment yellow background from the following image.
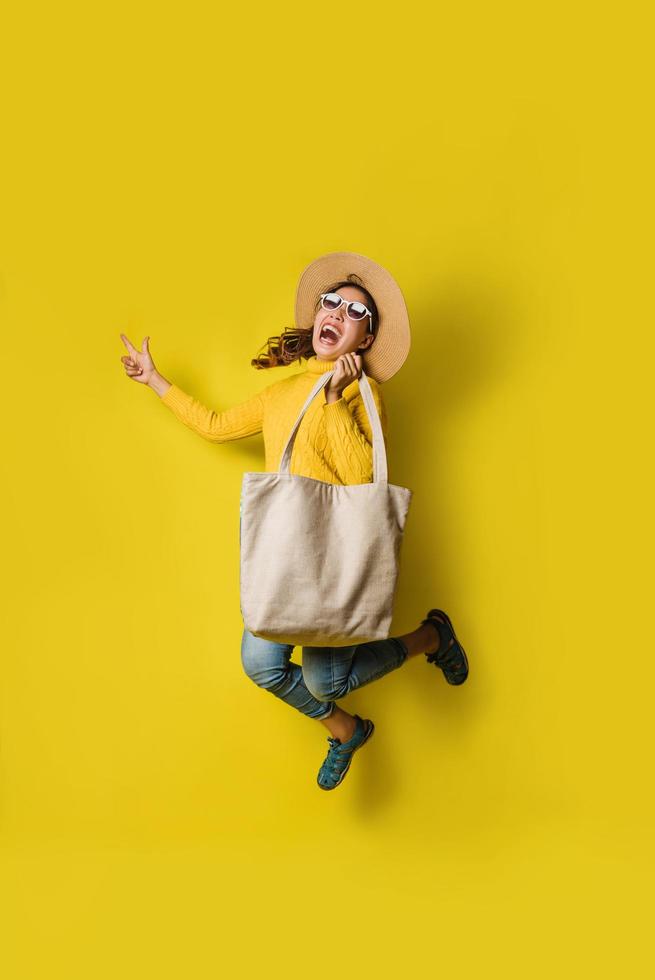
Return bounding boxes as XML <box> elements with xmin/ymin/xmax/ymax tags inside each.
<box><xmin>1</xmin><ymin>1</ymin><xmax>652</xmax><ymax>977</ymax></box>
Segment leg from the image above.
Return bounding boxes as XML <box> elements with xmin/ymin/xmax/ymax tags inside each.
<box><xmin>303</xmin><ymin>620</ymin><xmax>443</xmax><ymax>742</ymax></box>
<box><xmin>318</xmin><ymin>704</ymin><xmax>362</xmax><ymax>743</ymax></box>
<box><xmin>302</xmin><ymin>635</ymin><xmax>407</xmax><ymax>702</ymax></box>
<box><xmin>300</xmin><ymin>634</ymin><xmax>407</xmax><ymax>744</ymax></box>
<box><xmin>240</xmin><ymin>628</ymin><xmax>336</xmax><ymax>721</ymax></box>
<box><xmin>396</xmin><ymin>621</ymin><xmax>442</xmax><ymax>659</ymax></box>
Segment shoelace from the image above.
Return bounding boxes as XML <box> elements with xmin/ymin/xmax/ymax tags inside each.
<box><xmin>322</xmin><ymin>736</ymin><xmax>352</xmax><ymax>775</ymax></box>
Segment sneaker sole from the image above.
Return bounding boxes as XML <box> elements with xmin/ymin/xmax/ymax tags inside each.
<box><xmin>317</xmin><ymin>719</ymin><xmax>375</xmax><ymax>791</ymax></box>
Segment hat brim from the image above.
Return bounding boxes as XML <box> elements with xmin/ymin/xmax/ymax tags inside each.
<box><xmin>295</xmin><ymin>251</ymin><xmax>411</xmax><ymax>384</ymax></box>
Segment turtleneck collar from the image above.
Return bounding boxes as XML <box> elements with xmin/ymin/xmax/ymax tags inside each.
<box><xmin>305</xmin><ymin>355</ymin><xmax>337</xmax><ymax>374</ymax></box>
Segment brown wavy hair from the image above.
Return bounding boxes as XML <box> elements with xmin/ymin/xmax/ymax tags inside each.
<box><xmin>251</xmin><ymin>273</ymin><xmax>379</xmax><ymax>370</ymax></box>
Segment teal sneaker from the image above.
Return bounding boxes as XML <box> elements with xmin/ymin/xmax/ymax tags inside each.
<box><xmin>317</xmin><ymin>715</ymin><xmax>375</xmax><ymax>790</ymax></box>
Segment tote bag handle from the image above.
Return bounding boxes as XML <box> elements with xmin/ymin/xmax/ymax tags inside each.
<box><xmin>278</xmin><ymin>368</ymin><xmax>388</xmax><ymax>484</ymax></box>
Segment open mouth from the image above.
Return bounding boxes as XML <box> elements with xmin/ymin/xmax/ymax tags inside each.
<box><xmin>319</xmin><ymin>323</ymin><xmax>342</xmax><ymax>346</ymax></box>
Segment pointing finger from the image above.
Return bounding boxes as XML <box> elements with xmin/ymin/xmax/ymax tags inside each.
<box><xmin>120</xmin><ymin>333</ymin><xmax>138</xmax><ymax>356</ymax></box>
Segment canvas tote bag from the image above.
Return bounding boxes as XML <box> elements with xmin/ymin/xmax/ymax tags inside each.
<box><xmin>239</xmin><ymin>368</ymin><xmax>413</xmax><ymax>647</ymax></box>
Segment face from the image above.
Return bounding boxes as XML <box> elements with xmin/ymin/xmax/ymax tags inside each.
<box><xmin>312</xmin><ymin>285</ymin><xmax>376</xmax><ymax>361</ymax></box>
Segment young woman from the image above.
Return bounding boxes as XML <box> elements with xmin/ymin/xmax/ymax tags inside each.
<box><xmin>120</xmin><ymin>251</ymin><xmax>469</xmax><ymax>791</ymax></box>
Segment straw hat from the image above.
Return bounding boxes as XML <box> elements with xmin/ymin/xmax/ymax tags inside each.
<box><xmin>295</xmin><ymin>251</ymin><xmax>411</xmax><ymax>383</ymax></box>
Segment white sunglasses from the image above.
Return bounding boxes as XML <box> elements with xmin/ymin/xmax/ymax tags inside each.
<box><xmin>320</xmin><ymin>292</ymin><xmax>374</xmax><ymax>333</ymax></box>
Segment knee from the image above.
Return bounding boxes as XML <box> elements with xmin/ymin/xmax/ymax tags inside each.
<box><xmin>301</xmin><ymin>655</ymin><xmax>345</xmax><ymax>703</ymax></box>
<box><xmin>241</xmin><ymin>632</ymin><xmax>290</xmax><ymax>692</ymax></box>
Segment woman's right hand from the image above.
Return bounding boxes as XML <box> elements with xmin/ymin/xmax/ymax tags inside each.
<box><xmin>120</xmin><ymin>333</ymin><xmax>157</xmax><ymax>385</ymax></box>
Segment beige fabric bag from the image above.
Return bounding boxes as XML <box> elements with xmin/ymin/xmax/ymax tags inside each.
<box><xmin>239</xmin><ymin>369</ymin><xmax>413</xmax><ymax>647</ymax></box>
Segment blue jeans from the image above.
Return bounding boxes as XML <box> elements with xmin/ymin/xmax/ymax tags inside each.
<box><xmin>240</xmin><ymin>627</ymin><xmax>410</xmax><ymax>720</ymax></box>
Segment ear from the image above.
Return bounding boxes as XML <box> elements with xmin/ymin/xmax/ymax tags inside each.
<box><xmin>357</xmin><ymin>334</ymin><xmax>375</xmax><ymax>352</ymax></box>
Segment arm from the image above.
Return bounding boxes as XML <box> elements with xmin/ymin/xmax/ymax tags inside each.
<box><xmin>150</xmin><ymin>371</ymin><xmax>265</xmax><ymax>443</ymax></box>
<box><xmin>320</xmin><ymin>380</ymin><xmax>389</xmax><ymax>484</ymax></box>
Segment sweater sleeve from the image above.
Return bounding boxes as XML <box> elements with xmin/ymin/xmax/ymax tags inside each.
<box><xmin>320</xmin><ymin>379</ymin><xmax>389</xmax><ymax>484</ymax></box>
<box><xmin>159</xmin><ymin>382</ymin><xmax>265</xmax><ymax>443</ymax></box>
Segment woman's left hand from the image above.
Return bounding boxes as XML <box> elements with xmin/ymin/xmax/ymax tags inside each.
<box><xmin>325</xmin><ymin>353</ymin><xmax>363</xmax><ymax>400</ymax></box>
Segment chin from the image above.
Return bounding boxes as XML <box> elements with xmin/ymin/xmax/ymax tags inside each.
<box><xmin>317</xmin><ymin>343</ymin><xmax>340</xmax><ymax>356</ymax></box>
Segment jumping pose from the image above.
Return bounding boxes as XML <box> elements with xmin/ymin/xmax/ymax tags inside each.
<box><xmin>120</xmin><ymin>252</ymin><xmax>469</xmax><ymax>791</ymax></box>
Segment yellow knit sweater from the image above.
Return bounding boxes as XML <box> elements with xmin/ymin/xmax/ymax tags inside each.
<box><xmin>159</xmin><ymin>355</ymin><xmax>388</xmax><ymax>485</ymax></box>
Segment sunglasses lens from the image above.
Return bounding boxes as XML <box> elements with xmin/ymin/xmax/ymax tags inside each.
<box><xmin>347</xmin><ymin>302</ymin><xmax>367</xmax><ymax>320</ymax></box>
<box><xmin>322</xmin><ymin>293</ymin><xmax>341</xmax><ymax>310</ymax></box>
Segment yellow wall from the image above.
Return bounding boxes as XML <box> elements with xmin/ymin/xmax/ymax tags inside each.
<box><xmin>1</xmin><ymin>2</ymin><xmax>651</xmax><ymax>977</ymax></box>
